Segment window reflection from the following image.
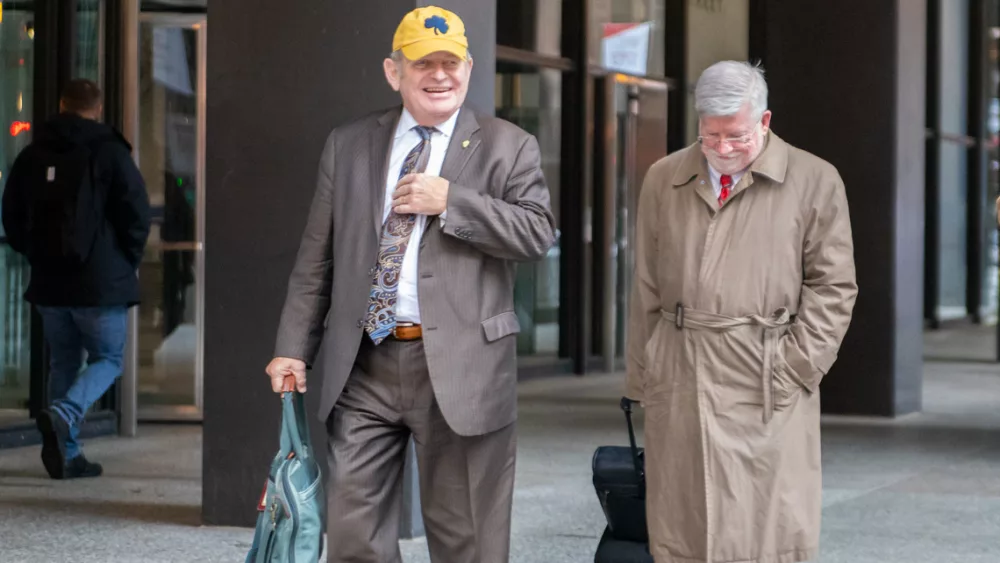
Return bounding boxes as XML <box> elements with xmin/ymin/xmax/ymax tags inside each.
<box><xmin>496</xmin><ymin>67</ymin><xmax>562</xmax><ymax>359</ymax></box>
<box><xmin>590</xmin><ymin>0</ymin><xmax>666</xmax><ymax>77</ymax></box>
<box><xmin>76</xmin><ymin>0</ymin><xmax>104</xmax><ymax>85</ymax></box>
<box><xmin>497</xmin><ymin>0</ymin><xmax>562</xmax><ymax>57</ymax></box>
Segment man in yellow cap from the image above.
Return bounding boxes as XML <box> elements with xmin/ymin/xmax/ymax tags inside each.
<box><xmin>265</xmin><ymin>6</ymin><xmax>556</xmax><ymax>562</ymax></box>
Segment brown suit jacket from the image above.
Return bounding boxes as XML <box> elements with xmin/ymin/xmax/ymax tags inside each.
<box><xmin>274</xmin><ymin>106</ymin><xmax>556</xmax><ymax>436</ymax></box>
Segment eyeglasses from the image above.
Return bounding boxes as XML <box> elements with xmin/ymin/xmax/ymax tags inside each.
<box><xmin>698</xmin><ymin>132</ymin><xmax>754</xmax><ymax>150</ymax></box>
<box><xmin>697</xmin><ymin>120</ymin><xmax>761</xmax><ymax>150</ymax></box>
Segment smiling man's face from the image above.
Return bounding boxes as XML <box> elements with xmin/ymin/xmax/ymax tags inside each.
<box><xmin>384</xmin><ymin>51</ymin><xmax>472</xmax><ymax>125</ymax></box>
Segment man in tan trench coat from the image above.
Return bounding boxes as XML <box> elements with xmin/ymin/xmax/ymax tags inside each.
<box><xmin>626</xmin><ymin>60</ymin><xmax>858</xmax><ymax>563</ymax></box>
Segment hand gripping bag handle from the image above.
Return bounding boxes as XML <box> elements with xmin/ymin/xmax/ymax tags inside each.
<box><xmin>279</xmin><ymin>375</ymin><xmax>311</xmax><ymax>460</ymax></box>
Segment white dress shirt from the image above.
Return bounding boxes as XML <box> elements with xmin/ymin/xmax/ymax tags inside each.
<box><xmin>707</xmin><ymin>165</ymin><xmax>746</xmax><ymax>199</ymax></box>
<box><xmin>382</xmin><ymin>108</ymin><xmax>459</xmax><ymax>324</ymax></box>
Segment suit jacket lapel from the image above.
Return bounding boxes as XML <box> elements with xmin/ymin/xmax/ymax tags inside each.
<box><xmin>439</xmin><ymin>108</ymin><xmax>481</xmax><ymax>183</ymax></box>
<box><xmin>371</xmin><ymin>108</ymin><xmax>401</xmax><ymax>239</ymax></box>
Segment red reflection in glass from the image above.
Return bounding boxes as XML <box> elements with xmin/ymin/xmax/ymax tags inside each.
<box><xmin>10</xmin><ymin>121</ymin><xmax>31</xmax><ymax>136</ymax></box>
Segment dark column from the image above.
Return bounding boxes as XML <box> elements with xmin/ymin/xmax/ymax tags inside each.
<box><xmin>203</xmin><ymin>0</ymin><xmax>495</xmax><ymax>527</ymax></box>
<box><xmin>967</xmin><ymin>0</ymin><xmax>987</xmax><ymax>323</ymax></box>
<box><xmin>750</xmin><ymin>0</ymin><xmax>926</xmax><ymax>416</ymax></box>
<box><xmin>560</xmin><ymin>0</ymin><xmax>593</xmax><ymax>373</ymax></box>
<box><xmin>664</xmin><ymin>0</ymin><xmax>688</xmax><ymax>153</ymax></box>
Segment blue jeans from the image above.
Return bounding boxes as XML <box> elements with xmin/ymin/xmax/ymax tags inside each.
<box><xmin>36</xmin><ymin>306</ymin><xmax>128</xmax><ymax>460</ymax></box>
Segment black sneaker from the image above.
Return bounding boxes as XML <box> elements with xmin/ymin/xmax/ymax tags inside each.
<box><xmin>64</xmin><ymin>454</ymin><xmax>103</xmax><ymax>479</ymax></box>
<box><xmin>36</xmin><ymin>409</ymin><xmax>69</xmax><ymax>480</ymax></box>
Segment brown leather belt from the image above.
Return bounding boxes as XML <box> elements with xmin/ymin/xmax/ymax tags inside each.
<box><xmin>392</xmin><ymin>323</ymin><xmax>422</xmax><ymax>341</ymax></box>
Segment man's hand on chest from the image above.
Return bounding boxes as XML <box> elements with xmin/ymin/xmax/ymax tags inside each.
<box><xmin>392</xmin><ymin>173</ymin><xmax>450</xmax><ymax>216</ymax></box>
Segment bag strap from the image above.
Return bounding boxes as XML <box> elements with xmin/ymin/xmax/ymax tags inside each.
<box><xmin>279</xmin><ymin>375</ymin><xmax>312</xmax><ymax>460</ymax></box>
<box><xmin>619</xmin><ymin>397</ymin><xmax>645</xmax><ymax>490</ymax></box>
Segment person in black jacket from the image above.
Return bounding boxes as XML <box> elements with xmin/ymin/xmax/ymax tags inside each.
<box><xmin>1</xmin><ymin>79</ymin><xmax>150</xmax><ymax>479</ymax></box>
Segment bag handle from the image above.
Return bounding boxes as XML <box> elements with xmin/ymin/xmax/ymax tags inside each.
<box><xmin>620</xmin><ymin>397</ymin><xmax>645</xmax><ymax>491</ymax></box>
<box><xmin>278</xmin><ymin>375</ymin><xmax>311</xmax><ymax>460</ymax></box>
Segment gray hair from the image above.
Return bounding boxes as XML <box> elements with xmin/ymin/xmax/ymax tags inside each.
<box><xmin>694</xmin><ymin>61</ymin><xmax>768</xmax><ymax>120</ymax></box>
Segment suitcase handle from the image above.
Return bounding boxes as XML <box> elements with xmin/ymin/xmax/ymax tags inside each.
<box><xmin>620</xmin><ymin>397</ymin><xmax>645</xmax><ymax>492</ymax></box>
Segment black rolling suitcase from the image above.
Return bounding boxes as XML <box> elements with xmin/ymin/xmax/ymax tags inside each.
<box><xmin>594</xmin><ymin>526</ymin><xmax>654</xmax><ymax>563</ymax></box>
<box><xmin>592</xmin><ymin>397</ymin><xmax>652</xmax><ymax>562</ymax></box>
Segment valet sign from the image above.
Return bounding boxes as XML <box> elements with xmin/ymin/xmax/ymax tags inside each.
<box><xmin>601</xmin><ymin>21</ymin><xmax>653</xmax><ymax>76</ymax></box>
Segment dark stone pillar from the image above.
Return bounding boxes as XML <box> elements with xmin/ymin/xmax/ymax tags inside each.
<box><xmin>203</xmin><ymin>0</ymin><xmax>495</xmax><ymax>528</ymax></box>
<box><xmin>751</xmin><ymin>0</ymin><xmax>926</xmax><ymax>416</ymax></box>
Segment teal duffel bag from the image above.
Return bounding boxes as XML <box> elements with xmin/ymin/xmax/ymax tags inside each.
<box><xmin>246</xmin><ymin>377</ymin><xmax>325</xmax><ymax>562</ymax></box>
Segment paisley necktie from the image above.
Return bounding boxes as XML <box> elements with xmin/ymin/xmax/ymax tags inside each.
<box><xmin>364</xmin><ymin>125</ymin><xmax>435</xmax><ymax>344</ymax></box>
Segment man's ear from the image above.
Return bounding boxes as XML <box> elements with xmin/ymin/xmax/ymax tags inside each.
<box><xmin>760</xmin><ymin>110</ymin><xmax>773</xmax><ymax>133</ymax></box>
<box><xmin>384</xmin><ymin>58</ymin><xmax>401</xmax><ymax>91</ymax></box>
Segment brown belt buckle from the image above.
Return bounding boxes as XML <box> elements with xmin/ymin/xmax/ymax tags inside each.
<box><xmin>393</xmin><ymin>323</ymin><xmax>422</xmax><ymax>341</ymax></box>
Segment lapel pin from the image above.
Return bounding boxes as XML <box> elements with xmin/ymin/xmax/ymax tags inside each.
<box><xmin>462</xmin><ymin>140</ymin><xmax>470</xmax><ymax>148</ymax></box>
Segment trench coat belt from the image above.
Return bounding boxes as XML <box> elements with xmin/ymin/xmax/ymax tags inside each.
<box><xmin>661</xmin><ymin>304</ymin><xmax>792</xmax><ymax>424</ymax></box>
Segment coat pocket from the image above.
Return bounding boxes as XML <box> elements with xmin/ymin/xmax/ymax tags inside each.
<box><xmin>771</xmin><ymin>340</ymin><xmax>806</xmax><ymax>410</ymax></box>
<box><xmin>481</xmin><ymin>311</ymin><xmax>521</xmax><ymax>342</ymax></box>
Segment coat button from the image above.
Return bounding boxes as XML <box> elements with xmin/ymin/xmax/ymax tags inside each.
<box><xmin>356</xmin><ymin>319</ymin><xmax>363</xmax><ymax>328</ymax></box>
<box><xmin>369</xmin><ymin>266</ymin><xmax>377</xmax><ymax>276</ymax></box>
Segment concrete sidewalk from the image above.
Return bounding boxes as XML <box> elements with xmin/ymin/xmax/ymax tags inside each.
<box><xmin>1</xmin><ymin>362</ymin><xmax>999</xmax><ymax>563</ymax></box>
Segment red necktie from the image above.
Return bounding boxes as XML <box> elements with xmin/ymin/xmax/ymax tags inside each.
<box><xmin>719</xmin><ymin>174</ymin><xmax>732</xmax><ymax>207</ymax></box>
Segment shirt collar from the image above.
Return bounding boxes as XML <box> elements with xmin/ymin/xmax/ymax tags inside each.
<box><xmin>707</xmin><ymin>164</ymin><xmax>746</xmax><ymax>185</ymax></box>
<box><xmin>394</xmin><ymin>107</ymin><xmax>460</xmax><ymax>140</ymax></box>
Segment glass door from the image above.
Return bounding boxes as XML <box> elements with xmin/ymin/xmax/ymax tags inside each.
<box><xmin>135</xmin><ymin>13</ymin><xmax>205</xmax><ymax>421</ymax></box>
<box><xmin>987</xmin><ymin>8</ymin><xmax>999</xmax><ymax>323</ymax></box>
<box><xmin>495</xmin><ymin>64</ymin><xmax>564</xmax><ymax>367</ymax></box>
<box><xmin>0</xmin><ymin>1</ymin><xmax>36</xmax><ymax>429</ymax></box>
<box><xmin>76</xmin><ymin>0</ymin><xmax>105</xmax><ymax>84</ymax></box>
<box><xmin>593</xmin><ymin>74</ymin><xmax>667</xmax><ymax>370</ymax></box>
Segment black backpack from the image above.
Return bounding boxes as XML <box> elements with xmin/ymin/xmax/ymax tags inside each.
<box><xmin>23</xmin><ymin>135</ymin><xmax>112</xmax><ymax>269</ymax></box>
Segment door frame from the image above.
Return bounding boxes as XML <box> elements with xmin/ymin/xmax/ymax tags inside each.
<box><xmin>591</xmin><ymin>73</ymin><xmax>670</xmax><ymax>373</ymax></box>
<box><xmin>127</xmin><ymin>11</ymin><xmax>206</xmax><ymax>422</ymax></box>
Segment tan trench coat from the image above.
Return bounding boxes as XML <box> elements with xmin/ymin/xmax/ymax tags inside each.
<box><xmin>626</xmin><ymin>132</ymin><xmax>858</xmax><ymax>563</ymax></box>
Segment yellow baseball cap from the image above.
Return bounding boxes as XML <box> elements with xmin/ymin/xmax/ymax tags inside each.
<box><xmin>392</xmin><ymin>6</ymin><xmax>468</xmax><ymax>61</ymax></box>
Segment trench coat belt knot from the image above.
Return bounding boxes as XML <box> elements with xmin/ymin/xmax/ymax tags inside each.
<box><xmin>661</xmin><ymin>304</ymin><xmax>793</xmax><ymax>424</ymax></box>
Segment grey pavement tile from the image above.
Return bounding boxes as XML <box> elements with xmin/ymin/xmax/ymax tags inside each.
<box><xmin>818</xmin><ymin>492</ymin><xmax>1000</xmax><ymax>563</ymax></box>
<box><xmin>881</xmin><ymin>446</ymin><xmax>1000</xmax><ymax>497</ymax></box>
<box><xmin>821</xmin><ymin>488</ymin><xmax>876</xmax><ymax>508</ymax></box>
